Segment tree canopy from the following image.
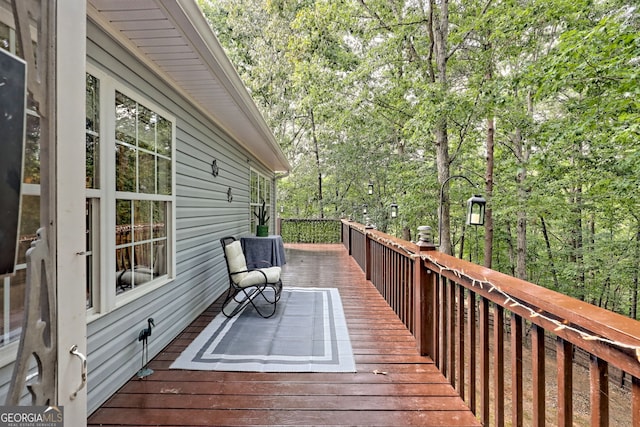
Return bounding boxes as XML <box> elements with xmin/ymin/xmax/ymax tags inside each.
<box><xmin>199</xmin><ymin>0</ymin><xmax>640</xmax><ymax>317</ymax></box>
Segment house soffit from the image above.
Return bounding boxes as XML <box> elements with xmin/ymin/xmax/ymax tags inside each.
<box><xmin>87</xmin><ymin>0</ymin><xmax>290</xmax><ymax>173</ymax></box>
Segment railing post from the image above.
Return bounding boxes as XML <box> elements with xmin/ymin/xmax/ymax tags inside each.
<box><xmin>364</xmin><ymin>227</ymin><xmax>373</xmax><ymax>281</ymax></box>
<box><xmin>413</xmin><ymin>240</ymin><xmax>436</xmax><ymax>357</ymax></box>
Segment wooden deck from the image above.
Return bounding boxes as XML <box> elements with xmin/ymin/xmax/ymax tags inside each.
<box><xmin>88</xmin><ymin>243</ymin><xmax>480</xmax><ymax>426</ymax></box>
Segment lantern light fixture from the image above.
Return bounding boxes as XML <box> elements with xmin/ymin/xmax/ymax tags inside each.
<box><xmin>362</xmin><ymin>204</ymin><xmax>368</xmax><ymax>215</ymax></box>
<box><xmin>390</xmin><ymin>202</ymin><xmax>398</xmax><ymax>219</ymax></box>
<box><xmin>438</xmin><ymin>175</ymin><xmax>486</xmax><ymax>247</ymax></box>
<box><xmin>367</xmin><ymin>181</ymin><xmax>374</xmax><ymax>195</ymax></box>
<box><xmin>466</xmin><ymin>195</ymin><xmax>486</xmax><ymax>226</ymax></box>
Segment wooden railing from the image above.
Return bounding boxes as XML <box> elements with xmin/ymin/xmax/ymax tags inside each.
<box><xmin>341</xmin><ymin>219</ymin><xmax>640</xmax><ymax>426</ymax></box>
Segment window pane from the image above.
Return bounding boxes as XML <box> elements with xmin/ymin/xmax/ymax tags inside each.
<box><xmin>265</xmin><ymin>183</ymin><xmax>271</xmax><ymax>206</ymax></box>
<box><xmin>116</xmin><ymin>247</ymin><xmax>132</xmax><ymax>273</ymax></box>
<box><xmin>0</xmin><ymin>22</ymin><xmax>10</xmax><ymax>52</ymax></box>
<box><xmin>134</xmin><ymin>200</ymin><xmax>151</xmax><ymax>241</ymax></box>
<box><xmin>86</xmin><ymin>254</ymin><xmax>93</xmax><ymax>309</ymax></box>
<box><xmin>260</xmin><ymin>176</ymin><xmax>267</xmax><ymax>202</ymax></box>
<box><xmin>251</xmin><ymin>170</ymin><xmax>258</xmax><ymax>204</ymax></box>
<box><xmin>153</xmin><ymin>201</ymin><xmax>166</xmax><ymax>238</ymax></box>
<box><xmin>116</xmin><ymin>143</ymin><xmax>136</xmax><ymax>192</ymax></box>
<box><xmin>86</xmin><ymin>134</ymin><xmax>99</xmax><ymax>189</ymax></box>
<box><xmin>115</xmin><ymin>91</ymin><xmax>136</xmax><ymax>145</ymax></box>
<box><xmin>23</xmin><ymin>113</ymin><xmax>40</xmax><ymax>184</ymax></box>
<box><xmin>134</xmin><ymin>242</ymin><xmax>152</xmax><ymax>270</ymax></box>
<box><xmin>17</xmin><ymin>195</ymin><xmax>39</xmax><ymax>265</ymax></box>
<box><xmin>86</xmin><ymin>74</ymin><xmax>99</xmax><ymax>133</ymax></box>
<box><xmin>137</xmin><ymin>104</ymin><xmax>154</xmax><ymax>151</ymax></box>
<box><xmin>156</xmin><ymin>117</ymin><xmax>172</xmax><ymax>156</ymax></box>
<box><xmin>0</xmin><ymin>270</ymin><xmax>26</xmax><ymax>345</ymax></box>
<box><xmin>157</xmin><ymin>157</ymin><xmax>171</xmax><ymax>195</ymax></box>
<box><xmin>153</xmin><ymin>241</ymin><xmax>167</xmax><ymax>276</ymax></box>
<box><xmin>86</xmin><ymin>74</ymin><xmax>100</xmax><ymax>189</ymax></box>
<box><xmin>138</xmin><ymin>151</ymin><xmax>155</xmax><ymax>194</ymax></box>
<box><xmin>116</xmin><ymin>199</ymin><xmax>132</xmax><ymax>246</ymax></box>
<box><xmin>85</xmin><ymin>200</ymin><xmax>93</xmax><ymax>309</ymax></box>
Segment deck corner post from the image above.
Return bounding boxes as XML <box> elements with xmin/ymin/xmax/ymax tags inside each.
<box><xmin>413</xmin><ymin>245</ymin><xmax>436</xmax><ymax>357</ymax></box>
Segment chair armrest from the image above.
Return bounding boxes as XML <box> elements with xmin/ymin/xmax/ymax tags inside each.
<box><xmin>230</xmin><ymin>269</ymin><xmax>249</xmax><ymax>277</ymax></box>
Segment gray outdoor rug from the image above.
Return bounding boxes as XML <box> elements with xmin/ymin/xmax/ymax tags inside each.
<box><xmin>170</xmin><ymin>287</ymin><xmax>356</xmax><ymax>372</ymax></box>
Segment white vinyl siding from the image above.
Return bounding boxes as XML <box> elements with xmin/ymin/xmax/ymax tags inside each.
<box><xmin>85</xmin><ymin>20</ymin><xmax>270</xmax><ymax>414</ymax></box>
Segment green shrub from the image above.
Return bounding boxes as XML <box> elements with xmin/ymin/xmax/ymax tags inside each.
<box><xmin>280</xmin><ymin>219</ymin><xmax>341</xmax><ymax>243</ymax></box>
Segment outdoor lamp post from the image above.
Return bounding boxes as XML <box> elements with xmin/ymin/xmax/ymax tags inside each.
<box><xmin>367</xmin><ymin>181</ymin><xmax>374</xmax><ymax>195</ymax></box>
<box><xmin>438</xmin><ymin>175</ymin><xmax>486</xmax><ymax>247</ymax></box>
<box><xmin>390</xmin><ymin>202</ymin><xmax>398</xmax><ymax>219</ymax></box>
<box><xmin>466</xmin><ymin>195</ymin><xmax>486</xmax><ymax>226</ymax></box>
<box><xmin>362</xmin><ymin>204</ymin><xmax>368</xmax><ymax>215</ymax></box>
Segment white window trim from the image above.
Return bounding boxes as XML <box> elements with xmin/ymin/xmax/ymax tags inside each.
<box><xmin>86</xmin><ymin>64</ymin><xmax>176</xmax><ymax>321</ymax></box>
<box><xmin>249</xmin><ymin>168</ymin><xmax>273</xmax><ymax>231</ymax></box>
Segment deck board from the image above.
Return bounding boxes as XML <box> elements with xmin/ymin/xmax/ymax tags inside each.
<box><xmin>88</xmin><ymin>243</ymin><xmax>480</xmax><ymax>427</ymax></box>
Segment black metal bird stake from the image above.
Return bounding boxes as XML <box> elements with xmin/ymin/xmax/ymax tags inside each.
<box><xmin>137</xmin><ymin>318</ymin><xmax>155</xmax><ymax>379</ymax></box>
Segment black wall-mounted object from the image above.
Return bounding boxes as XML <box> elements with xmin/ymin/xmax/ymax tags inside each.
<box><xmin>227</xmin><ymin>187</ymin><xmax>233</xmax><ymax>203</ymax></box>
<box><xmin>0</xmin><ymin>49</ymin><xmax>27</xmax><ymax>276</ymax></box>
<box><xmin>211</xmin><ymin>158</ymin><xmax>219</xmax><ymax>177</ymax></box>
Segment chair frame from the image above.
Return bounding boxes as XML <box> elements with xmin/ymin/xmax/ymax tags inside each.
<box><xmin>220</xmin><ymin>236</ymin><xmax>283</xmax><ymax>318</ymax></box>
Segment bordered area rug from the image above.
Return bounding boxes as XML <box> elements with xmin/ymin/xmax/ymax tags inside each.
<box><xmin>170</xmin><ymin>287</ymin><xmax>356</xmax><ymax>373</ymax></box>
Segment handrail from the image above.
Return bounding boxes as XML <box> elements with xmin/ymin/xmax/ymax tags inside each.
<box><xmin>340</xmin><ymin>219</ymin><xmax>640</xmax><ymax>426</ymax></box>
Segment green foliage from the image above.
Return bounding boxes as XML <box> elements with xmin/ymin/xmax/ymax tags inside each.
<box><xmin>201</xmin><ymin>0</ymin><xmax>640</xmax><ymax>318</ymax></box>
<box><xmin>253</xmin><ymin>199</ymin><xmax>270</xmax><ymax>226</ymax></box>
<box><xmin>280</xmin><ymin>219</ymin><xmax>342</xmax><ymax>243</ymax></box>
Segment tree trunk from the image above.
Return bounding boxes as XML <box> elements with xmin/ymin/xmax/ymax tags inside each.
<box><xmin>309</xmin><ymin>109</ymin><xmax>324</xmax><ymax>218</ymax></box>
<box><xmin>506</xmin><ymin>221</ymin><xmax>515</xmax><ymax>276</ymax></box>
<box><xmin>432</xmin><ymin>0</ymin><xmax>452</xmax><ymax>255</ymax></box>
<box><xmin>512</xmin><ymin>90</ymin><xmax>532</xmax><ymax>280</ymax></box>
<box><xmin>540</xmin><ymin>215</ymin><xmax>560</xmax><ymax>289</ymax></box>
<box><xmin>484</xmin><ymin>116</ymin><xmax>494</xmax><ymax>268</ymax></box>
<box><xmin>513</xmin><ymin>126</ymin><xmax>527</xmax><ymax>280</ymax></box>
<box><xmin>568</xmin><ymin>140</ymin><xmax>585</xmax><ymax>300</ymax></box>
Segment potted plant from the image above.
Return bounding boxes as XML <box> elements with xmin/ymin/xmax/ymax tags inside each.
<box><xmin>254</xmin><ymin>199</ymin><xmax>270</xmax><ymax>237</ymax></box>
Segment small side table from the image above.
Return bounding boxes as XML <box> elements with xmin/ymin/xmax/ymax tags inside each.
<box><xmin>240</xmin><ymin>235</ymin><xmax>286</xmax><ymax>267</ymax></box>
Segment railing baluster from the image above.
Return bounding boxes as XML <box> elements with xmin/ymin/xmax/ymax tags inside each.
<box><xmin>532</xmin><ymin>324</ymin><xmax>546</xmax><ymax>427</ymax></box>
<box><xmin>494</xmin><ymin>304</ymin><xmax>505</xmax><ymax>427</ymax></box>
<box><xmin>511</xmin><ymin>312</ymin><xmax>523</xmax><ymax>427</ymax></box>
<box><xmin>468</xmin><ymin>290</ymin><xmax>477</xmax><ymax>414</ymax></box>
<box><xmin>557</xmin><ymin>337</ymin><xmax>573</xmax><ymax>427</ymax></box>
<box><xmin>456</xmin><ymin>285</ymin><xmax>465</xmax><ymax>398</ymax></box>
<box><xmin>480</xmin><ymin>297</ymin><xmax>490</xmax><ymax>425</ymax></box>
<box><xmin>448</xmin><ymin>278</ymin><xmax>456</xmax><ymax>387</ymax></box>
<box><xmin>437</xmin><ymin>275</ymin><xmax>444</xmax><ymax>372</ymax></box>
<box><xmin>589</xmin><ymin>355</ymin><xmax>608</xmax><ymax>427</ymax></box>
<box><xmin>633</xmin><ymin>376</ymin><xmax>640</xmax><ymax>426</ymax></box>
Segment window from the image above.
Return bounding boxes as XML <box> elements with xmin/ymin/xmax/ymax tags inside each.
<box><xmin>250</xmin><ymin>169</ymin><xmax>272</xmax><ymax>233</ymax></box>
<box><xmin>114</xmin><ymin>91</ymin><xmax>171</xmax><ymax>294</ymax></box>
<box><xmin>0</xmin><ymin>20</ymin><xmax>40</xmax><ymax>348</ymax></box>
<box><xmin>86</xmin><ymin>73</ymin><xmax>100</xmax><ymax>310</ymax></box>
<box><xmin>85</xmin><ymin>70</ymin><xmax>175</xmax><ymax>315</ymax></box>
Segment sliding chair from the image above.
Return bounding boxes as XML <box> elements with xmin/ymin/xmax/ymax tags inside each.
<box><xmin>220</xmin><ymin>236</ymin><xmax>283</xmax><ymax>318</ymax></box>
